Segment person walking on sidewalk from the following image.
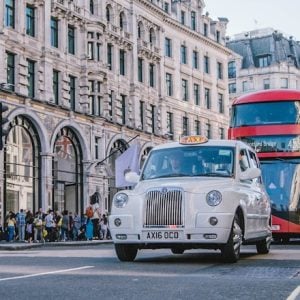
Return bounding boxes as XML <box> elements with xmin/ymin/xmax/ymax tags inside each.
<box><xmin>16</xmin><ymin>209</ymin><xmax>26</xmax><ymax>242</ymax></box>
<box><xmin>7</xmin><ymin>213</ymin><xmax>16</xmax><ymax>242</ymax></box>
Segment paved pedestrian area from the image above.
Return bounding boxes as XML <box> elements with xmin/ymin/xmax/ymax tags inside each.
<box><xmin>0</xmin><ymin>239</ymin><xmax>112</xmax><ymax>250</ymax></box>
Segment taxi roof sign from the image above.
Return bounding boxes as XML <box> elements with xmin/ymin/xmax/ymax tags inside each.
<box><xmin>179</xmin><ymin>135</ymin><xmax>208</xmax><ymax>145</ymax></box>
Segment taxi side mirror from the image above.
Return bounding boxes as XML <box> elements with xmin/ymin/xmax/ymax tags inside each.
<box><xmin>240</xmin><ymin>167</ymin><xmax>261</xmax><ymax>181</ymax></box>
<box><xmin>125</xmin><ymin>171</ymin><xmax>140</xmax><ymax>184</ymax></box>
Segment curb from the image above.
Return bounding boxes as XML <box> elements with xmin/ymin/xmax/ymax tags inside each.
<box><xmin>0</xmin><ymin>240</ymin><xmax>113</xmax><ymax>251</ymax></box>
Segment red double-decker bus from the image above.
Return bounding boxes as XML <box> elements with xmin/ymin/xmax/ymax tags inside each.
<box><xmin>228</xmin><ymin>89</ymin><xmax>300</xmax><ymax>242</ymax></box>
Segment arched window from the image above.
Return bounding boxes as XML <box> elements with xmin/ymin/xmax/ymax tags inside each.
<box><xmin>137</xmin><ymin>22</ymin><xmax>144</xmax><ymax>39</ymax></box>
<box><xmin>106</xmin><ymin>5</ymin><xmax>112</xmax><ymax>22</ymax></box>
<box><xmin>4</xmin><ymin>116</ymin><xmax>41</xmax><ymax>214</ymax></box>
<box><xmin>53</xmin><ymin>127</ymin><xmax>83</xmax><ymax>215</ymax></box>
<box><xmin>149</xmin><ymin>28</ymin><xmax>155</xmax><ymax>44</ymax></box>
<box><xmin>119</xmin><ymin>12</ymin><xmax>124</xmax><ymax>30</ymax></box>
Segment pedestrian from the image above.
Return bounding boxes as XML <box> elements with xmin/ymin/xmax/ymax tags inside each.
<box><xmin>72</xmin><ymin>212</ymin><xmax>81</xmax><ymax>241</ymax></box>
<box><xmin>33</xmin><ymin>211</ymin><xmax>43</xmax><ymax>242</ymax></box>
<box><xmin>100</xmin><ymin>214</ymin><xmax>108</xmax><ymax>240</ymax></box>
<box><xmin>85</xmin><ymin>217</ymin><xmax>93</xmax><ymax>241</ymax></box>
<box><xmin>89</xmin><ymin>192</ymin><xmax>101</xmax><ymax>239</ymax></box>
<box><xmin>25</xmin><ymin>212</ymin><xmax>34</xmax><ymax>243</ymax></box>
<box><xmin>7</xmin><ymin>213</ymin><xmax>16</xmax><ymax>242</ymax></box>
<box><xmin>44</xmin><ymin>210</ymin><xmax>55</xmax><ymax>242</ymax></box>
<box><xmin>16</xmin><ymin>209</ymin><xmax>26</xmax><ymax>242</ymax></box>
<box><xmin>61</xmin><ymin>210</ymin><xmax>69</xmax><ymax>241</ymax></box>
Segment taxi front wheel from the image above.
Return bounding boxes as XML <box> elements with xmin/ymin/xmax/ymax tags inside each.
<box><xmin>115</xmin><ymin>244</ymin><xmax>138</xmax><ymax>262</ymax></box>
<box><xmin>221</xmin><ymin>215</ymin><xmax>243</xmax><ymax>263</ymax></box>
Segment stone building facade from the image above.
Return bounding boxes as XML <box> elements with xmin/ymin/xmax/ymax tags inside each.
<box><xmin>226</xmin><ymin>28</ymin><xmax>300</xmax><ymax>101</ymax></box>
<box><xmin>0</xmin><ymin>0</ymin><xmax>231</xmax><ymax>223</ymax></box>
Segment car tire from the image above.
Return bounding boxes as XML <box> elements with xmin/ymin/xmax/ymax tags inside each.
<box><xmin>171</xmin><ymin>248</ymin><xmax>185</xmax><ymax>254</ymax></box>
<box><xmin>115</xmin><ymin>244</ymin><xmax>138</xmax><ymax>262</ymax></box>
<box><xmin>221</xmin><ymin>215</ymin><xmax>242</xmax><ymax>263</ymax></box>
<box><xmin>256</xmin><ymin>236</ymin><xmax>271</xmax><ymax>254</ymax></box>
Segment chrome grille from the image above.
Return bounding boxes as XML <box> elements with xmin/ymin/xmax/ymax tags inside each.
<box><xmin>144</xmin><ymin>187</ymin><xmax>183</xmax><ymax>227</ymax></box>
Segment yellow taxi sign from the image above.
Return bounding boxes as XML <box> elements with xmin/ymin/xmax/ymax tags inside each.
<box><xmin>179</xmin><ymin>135</ymin><xmax>208</xmax><ymax>145</ymax></box>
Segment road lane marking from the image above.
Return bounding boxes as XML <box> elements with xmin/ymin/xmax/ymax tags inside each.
<box><xmin>0</xmin><ymin>266</ymin><xmax>94</xmax><ymax>282</ymax></box>
<box><xmin>287</xmin><ymin>286</ymin><xmax>300</xmax><ymax>300</ymax></box>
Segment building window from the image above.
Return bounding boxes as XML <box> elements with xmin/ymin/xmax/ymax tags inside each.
<box><xmin>182</xmin><ymin>79</ymin><xmax>188</xmax><ymax>101</ymax></box>
<box><xmin>217</xmin><ymin>62</ymin><xmax>223</xmax><ymax>79</ymax></box>
<box><xmin>204</xmin><ymin>55</ymin><xmax>210</xmax><ymax>73</ymax></box>
<box><xmin>151</xmin><ymin>105</ymin><xmax>155</xmax><ymax>133</ymax></box>
<box><xmin>69</xmin><ymin>75</ymin><xmax>76</xmax><ymax>111</ymax></box>
<box><xmin>281</xmin><ymin>78</ymin><xmax>288</xmax><ymax>88</ymax></box>
<box><xmin>138</xmin><ymin>58</ymin><xmax>143</xmax><ymax>82</ymax></box>
<box><xmin>194</xmin><ymin>83</ymin><xmax>200</xmax><ymax>105</ymax></box>
<box><xmin>119</xmin><ymin>13</ymin><xmax>124</xmax><ymax>30</ymax></box>
<box><xmin>263</xmin><ymin>78</ymin><xmax>270</xmax><ymax>90</ymax></box>
<box><xmin>140</xmin><ymin>101</ymin><xmax>144</xmax><ymax>130</ymax></box>
<box><xmin>165</xmin><ymin>38</ymin><xmax>172</xmax><ymax>57</ymax></box>
<box><xmin>149</xmin><ymin>28</ymin><xmax>155</xmax><ymax>44</ymax></box>
<box><xmin>228</xmin><ymin>83</ymin><xmax>236</xmax><ymax>94</ymax></box>
<box><xmin>108</xmin><ymin>91</ymin><xmax>113</xmax><ymax>118</ymax></box>
<box><xmin>167</xmin><ymin>112</ymin><xmax>173</xmax><ymax>138</ymax></box>
<box><xmin>5</xmin><ymin>0</ymin><xmax>15</xmax><ymax>28</ymax></box>
<box><xmin>51</xmin><ymin>17</ymin><xmax>58</xmax><ymax>48</ymax></box>
<box><xmin>195</xmin><ymin>120</ymin><xmax>201</xmax><ymax>135</ymax></box>
<box><xmin>149</xmin><ymin>63</ymin><xmax>155</xmax><ymax>87</ymax></box>
<box><xmin>121</xmin><ymin>95</ymin><xmax>126</xmax><ymax>125</ymax></box>
<box><xmin>27</xmin><ymin>59</ymin><xmax>35</xmax><ymax>98</ymax></box>
<box><xmin>26</xmin><ymin>5</ymin><xmax>35</xmax><ymax>37</ymax></box>
<box><xmin>6</xmin><ymin>51</ymin><xmax>15</xmax><ymax>91</ymax></box>
<box><xmin>181</xmin><ymin>45</ymin><xmax>187</xmax><ymax>64</ymax></box>
<box><xmin>204</xmin><ymin>23</ymin><xmax>208</xmax><ymax>36</ymax></box>
<box><xmin>53</xmin><ymin>70</ymin><xmax>59</xmax><ymax>104</ymax></box>
<box><xmin>258</xmin><ymin>55</ymin><xmax>271</xmax><ymax>67</ymax></box>
<box><xmin>166</xmin><ymin>73</ymin><xmax>173</xmax><ymax>96</ymax></box>
<box><xmin>192</xmin><ymin>51</ymin><xmax>198</xmax><ymax>69</ymax></box>
<box><xmin>191</xmin><ymin>11</ymin><xmax>196</xmax><ymax>30</ymax></box>
<box><xmin>242</xmin><ymin>81</ymin><xmax>248</xmax><ymax>92</ymax></box>
<box><xmin>228</xmin><ymin>61</ymin><xmax>236</xmax><ymax>78</ymax></box>
<box><xmin>164</xmin><ymin>2</ymin><xmax>169</xmax><ymax>13</ymax></box>
<box><xmin>180</xmin><ymin>10</ymin><xmax>185</xmax><ymax>25</ymax></box>
<box><xmin>138</xmin><ymin>23</ymin><xmax>142</xmax><ymax>38</ymax></box>
<box><xmin>119</xmin><ymin>49</ymin><xmax>125</xmax><ymax>75</ymax></box>
<box><xmin>219</xmin><ymin>127</ymin><xmax>225</xmax><ymax>139</ymax></box>
<box><xmin>87</xmin><ymin>41</ymin><xmax>94</xmax><ymax>60</ymax></box>
<box><xmin>216</xmin><ymin>30</ymin><xmax>220</xmax><ymax>43</ymax></box>
<box><xmin>106</xmin><ymin>6</ymin><xmax>111</xmax><ymax>22</ymax></box>
<box><xmin>218</xmin><ymin>93</ymin><xmax>224</xmax><ymax>113</ymax></box>
<box><xmin>182</xmin><ymin>116</ymin><xmax>189</xmax><ymax>136</ymax></box>
<box><xmin>95</xmin><ymin>137</ymin><xmax>100</xmax><ymax>160</ymax></box>
<box><xmin>107</xmin><ymin>43</ymin><xmax>112</xmax><ymax>70</ymax></box>
<box><xmin>68</xmin><ymin>25</ymin><xmax>75</xmax><ymax>55</ymax></box>
<box><xmin>96</xmin><ymin>43</ymin><xmax>101</xmax><ymax>61</ymax></box>
<box><xmin>205</xmin><ymin>88</ymin><xmax>210</xmax><ymax>109</ymax></box>
<box><xmin>90</xmin><ymin>0</ymin><xmax>94</xmax><ymax>14</ymax></box>
<box><xmin>205</xmin><ymin>122</ymin><xmax>211</xmax><ymax>138</ymax></box>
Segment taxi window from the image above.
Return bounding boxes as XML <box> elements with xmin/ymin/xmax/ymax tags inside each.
<box><xmin>239</xmin><ymin>149</ymin><xmax>250</xmax><ymax>172</ymax></box>
<box><xmin>141</xmin><ymin>146</ymin><xmax>234</xmax><ymax>180</ymax></box>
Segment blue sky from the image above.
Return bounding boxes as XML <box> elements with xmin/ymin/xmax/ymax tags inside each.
<box><xmin>204</xmin><ymin>0</ymin><xmax>300</xmax><ymax>40</ymax></box>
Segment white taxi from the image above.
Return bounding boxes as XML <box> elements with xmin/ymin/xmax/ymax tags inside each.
<box><xmin>109</xmin><ymin>136</ymin><xmax>272</xmax><ymax>263</ymax></box>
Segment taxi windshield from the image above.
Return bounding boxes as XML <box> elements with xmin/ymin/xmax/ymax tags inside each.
<box><xmin>141</xmin><ymin>146</ymin><xmax>235</xmax><ymax>180</ymax></box>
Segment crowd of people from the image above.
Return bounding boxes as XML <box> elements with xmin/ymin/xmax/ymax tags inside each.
<box><xmin>0</xmin><ymin>206</ymin><xmax>111</xmax><ymax>243</ymax></box>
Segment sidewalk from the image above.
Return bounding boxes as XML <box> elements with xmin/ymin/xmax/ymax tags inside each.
<box><xmin>0</xmin><ymin>239</ymin><xmax>112</xmax><ymax>251</ymax></box>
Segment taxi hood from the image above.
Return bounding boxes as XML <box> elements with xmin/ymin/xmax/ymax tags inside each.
<box><xmin>132</xmin><ymin>176</ymin><xmax>234</xmax><ymax>194</ymax></box>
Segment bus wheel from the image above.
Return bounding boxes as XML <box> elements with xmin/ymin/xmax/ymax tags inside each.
<box><xmin>256</xmin><ymin>236</ymin><xmax>271</xmax><ymax>254</ymax></box>
<box><xmin>171</xmin><ymin>248</ymin><xmax>185</xmax><ymax>254</ymax></box>
<box><xmin>115</xmin><ymin>244</ymin><xmax>138</xmax><ymax>262</ymax></box>
<box><xmin>221</xmin><ymin>215</ymin><xmax>242</xmax><ymax>263</ymax></box>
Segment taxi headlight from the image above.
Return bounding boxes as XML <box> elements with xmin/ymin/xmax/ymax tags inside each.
<box><xmin>206</xmin><ymin>190</ymin><xmax>222</xmax><ymax>206</ymax></box>
<box><xmin>113</xmin><ymin>193</ymin><xmax>128</xmax><ymax>208</ymax></box>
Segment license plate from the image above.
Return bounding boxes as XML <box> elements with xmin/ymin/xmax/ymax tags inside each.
<box><xmin>143</xmin><ymin>231</ymin><xmax>182</xmax><ymax>240</ymax></box>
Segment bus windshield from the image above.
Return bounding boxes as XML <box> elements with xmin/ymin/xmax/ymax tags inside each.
<box><xmin>260</xmin><ymin>159</ymin><xmax>300</xmax><ymax>212</ymax></box>
<box><xmin>141</xmin><ymin>146</ymin><xmax>234</xmax><ymax>180</ymax></box>
<box><xmin>241</xmin><ymin>135</ymin><xmax>300</xmax><ymax>153</ymax></box>
<box><xmin>231</xmin><ymin>101</ymin><xmax>300</xmax><ymax>127</ymax></box>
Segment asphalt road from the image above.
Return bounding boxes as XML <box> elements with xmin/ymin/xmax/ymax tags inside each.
<box><xmin>0</xmin><ymin>242</ymin><xmax>299</xmax><ymax>300</ymax></box>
